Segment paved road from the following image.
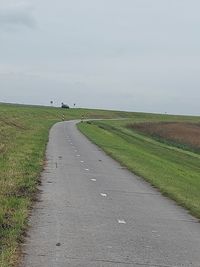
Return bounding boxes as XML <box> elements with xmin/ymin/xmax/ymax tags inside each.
<box><xmin>21</xmin><ymin>121</ymin><xmax>200</xmax><ymax>267</ymax></box>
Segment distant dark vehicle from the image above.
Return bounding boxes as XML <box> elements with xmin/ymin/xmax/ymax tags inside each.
<box><xmin>61</xmin><ymin>103</ymin><xmax>70</xmax><ymax>109</ymax></box>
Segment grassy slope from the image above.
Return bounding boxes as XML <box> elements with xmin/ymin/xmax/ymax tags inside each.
<box><xmin>78</xmin><ymin>117</ymin><xmax>200</xmax><ymax>220</ymax></box>
<box><xmin>0</xmin><ymin>103</ymin><xmax>133</xmax><ymax>267</ymax></box>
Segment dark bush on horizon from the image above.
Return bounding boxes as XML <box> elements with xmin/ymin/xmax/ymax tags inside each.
<box><xmin>61</xmin><ymin>103</ymin><xmax>70</xmax><ymax>109</ymax></box>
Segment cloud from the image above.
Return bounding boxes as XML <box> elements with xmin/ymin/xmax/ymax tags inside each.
<box><xmin>0</xmin><ymin>5</ymin><xmax>36</xmax><ymax>30</ymax></box>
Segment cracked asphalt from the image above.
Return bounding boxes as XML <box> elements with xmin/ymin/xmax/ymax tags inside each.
<box><xmin>20</xmin><ymin>121</ymin><xmax>200</xmax><ymax>267</ymax></box>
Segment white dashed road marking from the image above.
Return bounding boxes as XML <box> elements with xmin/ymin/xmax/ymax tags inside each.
<box><xmin>85</xmin><ymin>168</ymin><xmax>89</xmax><ymax>171</ymax></box>
<box><xmin>118</xmin><ymin>219</ymin><xmax>126</xmax><ymax>224</ymax></box>
<box><xmin>91</xmin><ymin>178</ymin><xmax>96</xmax><ymax>182</ymax></box>
<box><xmin>100</xmin><ymin>193</ymin><xmax>107</xmax><ymax>197</ymax></box>
<box><xmin>80</xmin><ymin>160</ymin><xmax>84</xmax><ymax>163</ymax></box>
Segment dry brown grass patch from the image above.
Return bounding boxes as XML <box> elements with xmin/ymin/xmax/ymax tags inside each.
<box><xmin>128</xmin><ymin>122</ymin><xmax>200</xmax><ymax>151</ymax></box>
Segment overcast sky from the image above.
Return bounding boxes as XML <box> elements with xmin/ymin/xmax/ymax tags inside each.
<box><xmin>0</xmin><ymin>0</ymin><xmax>199</xmax><ymax>115</ymax></box>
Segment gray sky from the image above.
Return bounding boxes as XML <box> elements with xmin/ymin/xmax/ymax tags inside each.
<box><xmin>0</xmin><ymin>0</ymin><xmax>200</xmax><ymax>115</ymax></box>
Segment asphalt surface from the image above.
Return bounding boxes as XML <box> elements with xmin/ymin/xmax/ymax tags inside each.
<box><xmin>21</xmin><ymin>120</ymin><xmax>200</xmax><ymax>267</ymax></box>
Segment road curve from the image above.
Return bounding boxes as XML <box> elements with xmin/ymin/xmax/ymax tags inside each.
<box><xmin>20</xmin><ymin>121</ymin><xmax>200</xmax><ymax>267</ymax></box>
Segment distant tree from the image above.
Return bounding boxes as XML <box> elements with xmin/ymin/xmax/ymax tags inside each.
<box><xmin>73</xmin><ymin>103</ymin><xmax>76</xmax><ymax>107</ymax></box>
<box><xmin>50</xmin><ymin>101</ymin><xmax>53</xmax><ymax>106</ymax></box>
<box><xmin>61</xmin><ymin>103</ymin><xmax>70</xmax><ymax>109</ymax></box>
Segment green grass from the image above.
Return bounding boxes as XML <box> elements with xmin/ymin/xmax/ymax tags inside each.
<box><xmin>0</xmin><ymin>103</ymin><xmax>137</xmax><ymax>267</ymax></box>
<box><xmin>78</xmin><ymin>118</ymin><xmax>200</xmax><ymax>220</ymax></box>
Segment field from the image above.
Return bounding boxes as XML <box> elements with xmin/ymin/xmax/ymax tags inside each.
<box><xmin>128</xmin><ymin>122</ymin><xmax>200</xmax><ymax>153</ymax></box>
<box><xmin>0</xmin><ymin>103</ymin><xmax>134</xmax><ymax>267</ymax></box>
<box><xmin>1</xmin><ymin>103</ymin><xmax>200</xmax><ymax>267</ymax></box>
<box><xmin>78</xmin><ymin>117</ymin><xmax>200</xmax><ymax>221</ymax></box>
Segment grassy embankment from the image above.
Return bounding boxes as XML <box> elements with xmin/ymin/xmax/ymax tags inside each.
<box><xmin>78</xmin><ymin>115</ymin><xmax>200</xmax><ymax>219</ymax></box>
<box><xmin>0</xmin><ymin>103</ymin><xmax>132</xmax><ymax>267</ymax></box>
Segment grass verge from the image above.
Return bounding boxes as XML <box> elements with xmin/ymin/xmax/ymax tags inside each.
<box><xmin>78</xmin><ymin>119</ymin><xmax>200</xmax><ymax>219</ymax></box>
